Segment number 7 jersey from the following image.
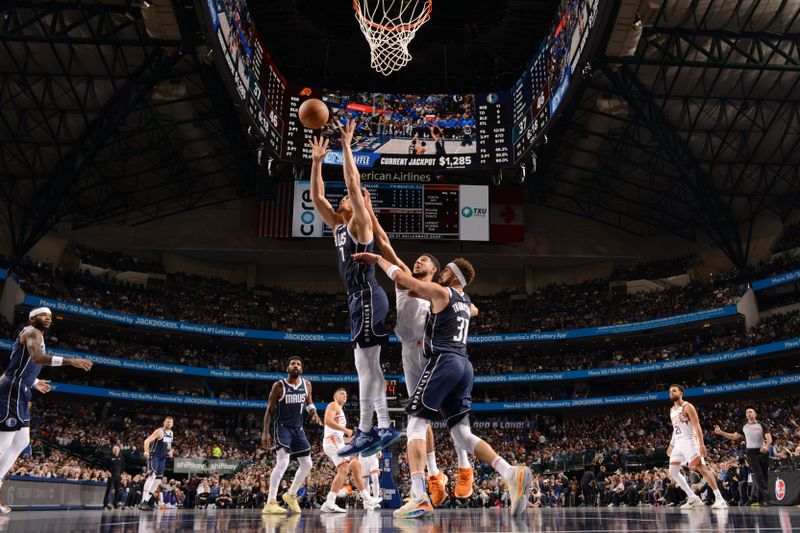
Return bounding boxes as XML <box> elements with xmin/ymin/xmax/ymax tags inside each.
<box><xmin>423</xmin><ymin>287</ymin><xmax>471</xmax><ymax>359</ymax></box>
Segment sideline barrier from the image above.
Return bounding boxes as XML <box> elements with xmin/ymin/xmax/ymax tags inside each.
<box><xmin>0</xmin><ymin>477</ymin><xmax>105</xmax><ymax>511</ymax></box>
<box><xmin>24</xmin><ymin>294</ymin><xmax>740</xmax><ymax>344</ymax></box>
<box><xmin>4</xmin><ymin>336</ymin><xmax>798</xmax><ymax>384</ymax></box>
<box><xmin>49</xmin><ymin>372</ymin><xmax>800</xmax><ymax>411</ymax></box>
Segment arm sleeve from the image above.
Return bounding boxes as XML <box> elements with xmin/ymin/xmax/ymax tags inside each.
<box><xmin>761</xmin><ymin>422</ymin><xmax>770</xmax><ymax>434</ymax></box>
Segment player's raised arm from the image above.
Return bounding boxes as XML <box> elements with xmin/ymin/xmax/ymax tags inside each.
<box><xmin>366</xmin><ymin>193</ymin><xmax>410</xmax><ymax>278</ymax></box>
<box><xmin>337</xmin><ymin>119</ymin><xmax>372</xmax><ymax>242</ymax></box>
<box><xmin>22</xmin><ymin>328</ymin><xmax>92</xmax><ymax>370</ymax></box>
<box><xmin>261</xmin><ymin>381</ymin><xmax>283</xmax><ymax>448</ymax></box>
<box><xmin>304</xmin><ymin>380</ymin><xmax>323</xmax><ymax>426</ymax></box>
<box><xmin>309</xmin><ymin>136</ymin><xmax>344</xmax><ymax>228</ymax></box>
<box><xmin>352</xmin><ymin>252</ymin><xmax>450</xmax><ymax>310</ymax></box>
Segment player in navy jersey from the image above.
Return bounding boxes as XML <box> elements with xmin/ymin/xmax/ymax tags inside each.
<box><xmin>430</xmin><ymin>126</ymin><xmax>447</xmax><ymax>156</ymax></box>
<box><xmin>138</xmin><ymin>416</ymin><xmax>175</xmax><ymax>511</ymax></box>
<box><xmin>309</xmin><ymin>121</ymin><xmax>402</xmax><ymax>458</ymax></box>
<box><xmin>261</xmin><ymin>357</ymin><xmax>323</xmax><ymax>515</ymax></box>
<box><xmin>352</xmin><ymin>254</ymin><xmax>532</xmax><ymax>518</ymax></box>
<box><xmin>0</xmin><ymin>307</ymin><xmax>92</xmax><ymax>514</ymax></box>
<box><xmin>365</xmin><ymin>205</ymin><xmax>479</xmax><ymax>506</ymax></box>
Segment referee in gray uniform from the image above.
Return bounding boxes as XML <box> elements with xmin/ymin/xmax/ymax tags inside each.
<box><xmin>714</xmin><ymin>408</ymin><xmax>773</xmax><ymax>506</ymax></box>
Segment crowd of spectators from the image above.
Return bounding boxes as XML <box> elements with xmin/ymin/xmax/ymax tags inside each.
<box><xmin>75</xmin><ymin>243</ymin><xmax>164</xmax><ymax>273</ymax></box>
<box><xmin>610</xmin><ymin>255</ymin><xmax>695</xmax><ymax>282</ymax></box>
<box><xmin>771</xmin><ymin>221</ymin><xmax>800</xmax><ymax>254</ymax></box>
<box><xmin>4</xmin><ymin>245</ymin><xmax>767</xmax><ymax>336</ymax></box>
<box><xmin>4</xmin><ymin>392</ymin><xmax>798</xmax><ymax>510</ymax></box>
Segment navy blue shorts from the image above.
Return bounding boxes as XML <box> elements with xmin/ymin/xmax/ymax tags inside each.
<box><xmin>0</xmin><ymin>381</ymin><xmax>31</xmax><ymax>432</ymax></box>
<box><xmin>348</xmin><ymin>285</ymin><xmax>389</xmax><ymax>348</ymax></box>
<box><xmin>273</xmin><ymin>425</ymin><xmax>311</xmax><ymax>457</ymax></box>
<box><xmin>405</xmin><ymin>353</ymin><xmax>473</xmax><ymax>428</ymax></box>
<box><xmin>147</xmin><ymin>455</ymin><xmax>167</xmax><ymax>477</ymax></box>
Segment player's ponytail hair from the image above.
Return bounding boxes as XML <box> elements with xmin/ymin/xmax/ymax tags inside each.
<box><xmin>452</xmin><ymin>257</ymin><xmax>475</xmax><ymax>286</ymax></box>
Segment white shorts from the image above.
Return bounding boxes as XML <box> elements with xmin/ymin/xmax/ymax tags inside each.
<box><xmin>360</xmin><ymin>453</ymin><xmax>380</xmax><ymax>476</ymax></box>
<box><xmin>670</xmin><ymin>439</ymin><xmax>704</xmax><ymax>466</ymax></box>
<box><xmin>324</xmin><ymin>435</ymin><xmax>348</xmax><ymax>468</ymax></box>
<box><xmin>402</xmin><ymin>341</ymin><xmax>426</xmax><ymax>396</ymax></box>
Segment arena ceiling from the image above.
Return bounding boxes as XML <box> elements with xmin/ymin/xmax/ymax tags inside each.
<box><xmin>0</xmin><ymin>0</ymin><xmax>259</xmax><ymax>256</ymax></box>
<box><xmin>1</xmin><ymin>0</ymin><xmax>798</xmax><ymax>269</ymax></box>
<box><xmin>535</xmin><ymin>0</ymin><xmax>800</xmax><ymax>267</ymax></box>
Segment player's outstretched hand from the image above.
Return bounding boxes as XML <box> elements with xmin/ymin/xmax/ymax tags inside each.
<box><xmin>713</xmin><ymin>425</ymin><xmax>721</xmax><ymax>434</ymax></box>
<box><xmin>68</xmin><ymin>358</ymin><xmax>93</xmax><ymax>371</ymax></box>
<box><xmin>262</xmin><ymin>433</ymin><xmax>272</xmax><ymax>449</ymax></box>
<box><xmin>309</xmin><ymin>136</ymin><xmax>330</xmax><ymax>163</ymax></box>
<box><xmin>312</xmin><ymin>413</ymin><xmax>323</xmax><ymax>426</ymax></box>
<box><xmin>34</xmin><ymin>380</ymin><xmax>51</xmax><ymax>393</ymax></box>
<box><xmin>336</xmin><ymin>119</ymin><xmax>356</xmax><ymax>146</ymax></box>
<box><xmin>344</xmin><ymin>428</ymin><xmax>353</xmax><ymax>438</ymax></box>
<box><xmin>352</xmin><ymin>252</ymin><xmax>381</xmax><ymax>265</ymax></box>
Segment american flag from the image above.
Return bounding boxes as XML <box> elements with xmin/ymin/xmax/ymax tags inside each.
<box><xmin>258</xmin><ymin>181</ymin><xmax>293</xmax><ymax>238</ymax></box>
<box><xmin>529</xmin><ymin>46</ymin><xmax>550</xmax><ymax>97</ymax></box>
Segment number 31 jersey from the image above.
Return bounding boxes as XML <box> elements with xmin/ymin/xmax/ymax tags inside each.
<box><xmin>423</xmin><ymin>287</ymin><xmax>471</xmax><ymax>359</ymax></box>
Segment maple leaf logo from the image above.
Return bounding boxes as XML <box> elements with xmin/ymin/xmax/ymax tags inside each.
<box><xmin>500</xmin><ymin>205</ymin><xmax>517</xmax><ymax>224</ymax></box>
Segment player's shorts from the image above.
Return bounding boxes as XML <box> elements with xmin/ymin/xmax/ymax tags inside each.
<box><xmin>360</xmin><ymin>453</ymin><xmax>380</xmax><ymax>476</ymax></box>
<box><xmin>401</xmin><ymin>342</ymin><xmax>426</xmax><ymax>396</ymax></box>
<box><xmin>348</xmin><ymin>285</ymin><xmax>389</xmax><ymax>349</ymax></box>
<box><xmin>147</xmin><ymin>455</ymin><xmax>167</xmax><ymax>477</ymax></box>
<box><xmin>0</xmin><ymin>378</ymin><xmax>31</xmax><ymax>432</ymax></box>
<box><xmin>323</xmin><ymin>435</ymin><xmax>348</xmax><ymax>467</ymax></box>
<box><xmin>670</xmin><ymin>439</ymin><xmax>704</xmax><ymax>466</ymax></box>
<box><xmin>405</xmin><ymin>352</ymin><xmax>473</xmax><ymax>428</ymax></box>
<box><xmin>273</xmin><ymin>424</ymin><xmax>311</xmax><ymax>457</ymax></box>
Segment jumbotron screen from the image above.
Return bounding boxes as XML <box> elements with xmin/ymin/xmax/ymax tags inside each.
<box><xmin>283</xmin><ymin>89</ymin><xmax>512</xmax><ymax>169</ymax></box>
<box><xmin>292</xmin><ymin>181</ymin><xmax>489</xmax><ymax>241</ymax></box>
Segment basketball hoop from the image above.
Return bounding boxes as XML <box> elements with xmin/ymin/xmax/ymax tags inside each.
<box><xmin>353</xmin><ymin>0</ymin><xmax>432</xmax><ymax>75</ymax></box>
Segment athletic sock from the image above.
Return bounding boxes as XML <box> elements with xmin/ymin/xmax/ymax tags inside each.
<box><xmin>457</xmin><ymin>448</ymin><xmax>471</xmax><ymax>469</ymax></box>
<box><xmin>491</xmin><ymin>457</ymin><xmax>514</xmax><ymax>480</ymax></box>
<box><xmin>426</xmin><ymin>452</ymin><xmax>440</xmax><ymax>477</ymax></box>
<box><xmin>410</xmin><ymin>471</ymin><xmax>427</xmax><ymax>500</ymax></box>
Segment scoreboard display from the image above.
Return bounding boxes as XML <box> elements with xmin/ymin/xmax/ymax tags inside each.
<box><xmin>202</xmin><ymin>0</ymin><xmax>600</xmax><ymax>169</ymax></box>
<box><xmin>511</xmin><ymin>0</ymin><xmax>599</xmax><ymax>162</ymax></box>
<box><xmin>283</xmin><ymin>89</ymin><xmax>512</xmax><ymax>169</ymax></box>
<box><xmin>292</xmin><ymin>181</ymin><xmax>489</xmax><ymax>241</ymax></box>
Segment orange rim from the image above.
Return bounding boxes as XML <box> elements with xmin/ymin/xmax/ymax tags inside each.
<box><xmin>353</xmin><ymin>0</ymin><xmax>432</xmax><ymax>32</ymax></box>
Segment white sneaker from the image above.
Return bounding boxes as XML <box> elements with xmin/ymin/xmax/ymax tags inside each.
<box><xmin>681</xmin><ymin>496</ymin><xmax>704</xmax><ymax>509</ymax></box>
<box><xmin>321</xmin><ymin>500</ymin><xmax>347</xmax><ymax>513</ymax></box>
<box><xmin>362</xmin><ymin>495</ymin><xmax>381</xmax><ymax>511</ymax></box>
<box><xmin>505</xmin><ymin>465</ymin><xmax>532</xmax><ymax>516</ymax></box>
<box><xmin>711</xmin><ymin>499</ymin><xmax>728</xmax><ymax>510</ymax></box>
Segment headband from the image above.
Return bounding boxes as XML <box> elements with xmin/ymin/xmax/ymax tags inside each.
<box><xmin>447</xmin><ymin>262</ymin><xmax>468</xmax><ymax>287</ymax></box>
<box><xmin>29</xmin><ymin>307</ymin><xmax>52</xmax><ymax>319</ymax></box>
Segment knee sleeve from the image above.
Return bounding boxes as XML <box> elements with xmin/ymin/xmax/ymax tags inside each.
<box><xmin>407</xmin><ymin>416</ymin><xmax>430</xmax><ymax>443</ymax></box>
<box><xmin>448</xmin><ymin>418</ymin><xmax>480</xmax><ymax>454</ymax></box>
<box><xmin>297</xmin><ymin>455</ymin><xmax>312</xmax><ymax>473</ymax></box>
<box><xmin>668</xmin><ymin>464</ymin><xmax>682</xmax><ymax>479</ymax></box>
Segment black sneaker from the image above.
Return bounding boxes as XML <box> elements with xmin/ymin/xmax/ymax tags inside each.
<box><xmin>138</xmin><ymin>502</ymin><xmax>154</xmax><ymax>511</ymax></box>
<box><xmin>761</xmin><ymin>501</ymin><xmax>773</xmax><ymax>507</ymax></box>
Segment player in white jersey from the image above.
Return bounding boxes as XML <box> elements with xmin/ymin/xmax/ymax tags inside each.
<box><xmin>366</xmin><ymin>205</ymin><xmax>478</xmax><ymax>506</ymax></box>
<box><xmin>667</xmin><ymin>385</ymin><xmax>727</xmax><ymax>509</ymax></box>
<box><xmin>322</xmin><ymin>388</ymin><xmax>381</xmax><ymax>512</ymax></box>
<box><xmin>359</xmin><ymin>451</ymin><xmax>381</xmax><ymax>502</ymax></box>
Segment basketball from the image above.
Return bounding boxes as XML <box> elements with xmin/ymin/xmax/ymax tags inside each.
<box><xmin>298</xmin><ymin>98</ymin><xmax>329</xmax><ymax>130</ymax></box>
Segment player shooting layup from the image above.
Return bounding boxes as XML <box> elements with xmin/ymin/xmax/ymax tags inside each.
<box><xmin>309</xmin><ymin>121</ymin><xmax>402</xmax><ymax>458</ymax></box>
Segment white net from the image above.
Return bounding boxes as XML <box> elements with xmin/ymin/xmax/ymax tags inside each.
<box><xmin>353</xmin><ymin>0</ymin><xmax>432</xmax><ymax>76</ymax></box>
